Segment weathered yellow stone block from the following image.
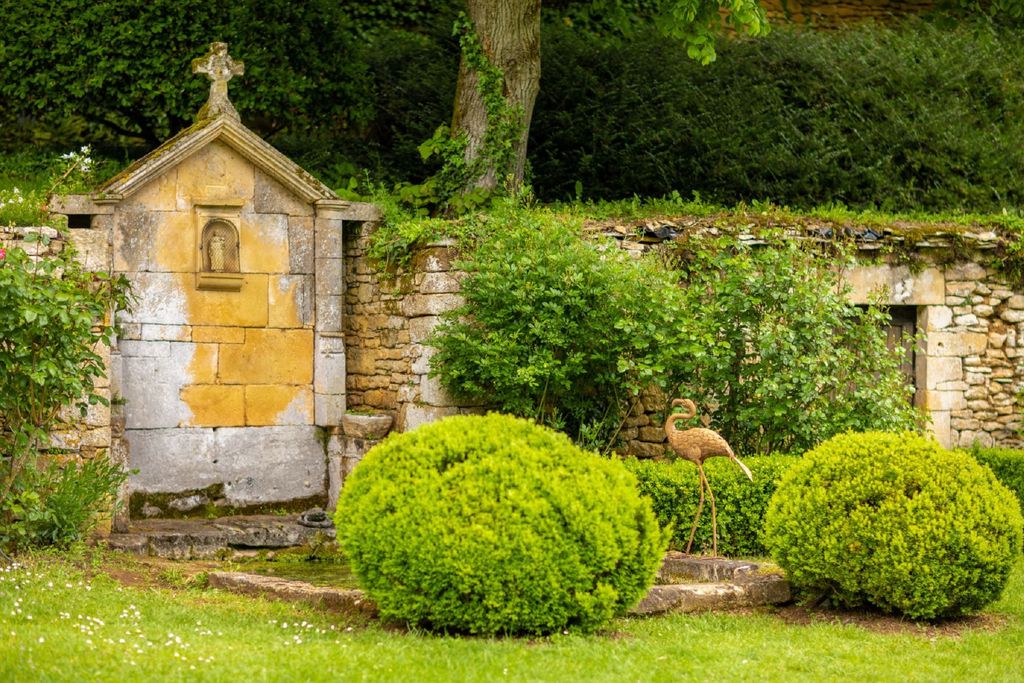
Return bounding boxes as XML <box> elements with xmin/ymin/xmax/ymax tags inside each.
<box><xmin>180</xmin><ymin>385</ymin><xmax>245</xmax><ymax>426</ymax></box>
<box><xmin>153</xmin><ymin>212</ymin><xmax>197</xmax><ymax>272</ymax></box>
<box><xmin>175</xmin><ymin>141</ymin><xmax>254</xmax><ymax>210</ymax></box>
<box><xmin>122</xmin><ymin>168</ymin><xmax>178</xmax><ymax>213</ymax></box>
<box><xmin>218</xmin><ymin>328</ymin><xmax>313</xmax><ymax>385</ymax></box>
<box><xmin>268</xmin><ymin>275</ymin><xmax>310</xmax><ymax>328</ymax></box>
<box><xmin>187</xmin><ymin>343</ymin><xmax>219</xmax><ymax>384</ymax></box>
<box><xmin>191</xmin><ymin>326</ymin><xmax>245</xmax><ymax>344</ymax></box>
<box><xmin>245</xmin><ymin>385</ymin><xmax>313</xmax><ymax>426</ymax></box>
<box><xmin>178</xmin><ymin>272</ymin><xmax>269</xmax><ymax>327</ymax></box>
<box><xmin>240</xmin><ymin>213</ymin><xmax>290</xmax><ymax>273</ymax></box>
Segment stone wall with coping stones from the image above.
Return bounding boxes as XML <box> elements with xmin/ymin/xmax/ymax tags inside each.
<box><xmin>342</xmin><ymin>223</ymin><xmax>477</xmax><ymax>434</ymax></box>
<box><xmin>0</xmin><ymin>226</ymin><xmax>113</xmax><ymax>460</ymax></box>
<box><xmin>26</xmin><ymin>216</ymin><xmax>1024</xmax><ymax>472</ymax></box>
<box><xmin>344</xmin><ymin>223</ymin><xmax>1024</xmax><ymax>456</ymax></box>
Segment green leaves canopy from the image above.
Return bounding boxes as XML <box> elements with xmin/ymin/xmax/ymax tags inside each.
<box><xmin>0</xmin><ymin>0</ymin><xmax>370</xmax><ymax>145</ymax></box>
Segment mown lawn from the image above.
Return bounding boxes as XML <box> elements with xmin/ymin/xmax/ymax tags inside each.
<box><xmin>1</xmin><ymin>552</ymin><xmax>1022</xmax><ymax>682</ymax></box>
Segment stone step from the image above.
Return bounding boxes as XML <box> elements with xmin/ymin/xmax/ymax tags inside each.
<box><xmin>207</xmin><ymin>567</ymin><xmax>790</xmax><ymax>618</ymax></box>
<box><xmin>632</xmin><ymin>574</ymin><xmax>791</xmax><ymax>615</ymax></box>
<box><xmin>104</xmin><ymin>515</ymin><xmax>335</xmax><ymax>559</ymax></box>
<box><xmin>207</xmin><ymin>572</ymin><xmax>376</xmax><ymax>617</ymax></box>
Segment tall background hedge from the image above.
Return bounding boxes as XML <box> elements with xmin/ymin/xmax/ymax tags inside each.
<box><xmin>3</xmin><ymin>7</ymin><xmax>1024</xmax><ymax>213</ymax></box>
<box><xmin>530</xmin><ymin>18</ymin><xmax>1024</xmax><ymax>210</ymax></box>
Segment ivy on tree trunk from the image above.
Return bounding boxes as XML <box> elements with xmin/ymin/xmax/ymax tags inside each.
<box><xmin>451</xmin><ymin>0</ymin><xmax>541</xmax><ymax>191</ymax></box>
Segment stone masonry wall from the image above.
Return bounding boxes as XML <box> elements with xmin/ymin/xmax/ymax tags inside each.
<box><xmin>0</xmin><ymin>226</ymin><xmax>113</xmax><ymax>461</ymax></box>
<box><xmin>923</xmin><ymin>261</ymin><xmax>1024</xmax><ymax>449</ymax></box>
<box><xmin>102</xmin><ymin>141</ymin><xmax>328</xmax><ymax>507</ymax></box>
<box><xmin>343</xmin><ymin>223</ymin><xmax>475</xmax><ymax>434</ymax></box>
<box><xmin>758</xmin><ymin>0</ymin><xmax>935</xmax><ymax>26</ymax></box>
<box><xmin>344</xmin><ymin>223</ymin><xmax>1024</xmax><ymax>457</ymax></box>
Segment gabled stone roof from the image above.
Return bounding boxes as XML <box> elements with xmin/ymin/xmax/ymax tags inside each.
<box><xmin>93</xmin><ymin>115</ymin><xmax>338</xmax><ymax>206</ymax></box>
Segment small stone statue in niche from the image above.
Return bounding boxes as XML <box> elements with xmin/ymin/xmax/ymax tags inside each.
<box><xmin>209</xmin><ymin>233</ymin><xmax>226</xmax><ymax>272</ymax></box>
<box><xmin>201</xmin><ymin>220</ymin><xmax>239</xmax><ymax>275</ymax></box>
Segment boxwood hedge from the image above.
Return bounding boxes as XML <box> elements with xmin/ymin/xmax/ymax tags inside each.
<box><xmin>335</xmin><ymin>414</ymin><xmax>666</xmax><ymax>635</ymax></box>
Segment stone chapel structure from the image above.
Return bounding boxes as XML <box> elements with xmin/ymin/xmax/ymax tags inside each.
<box><xmin>51</xmin><ymin>44</ymin><xmax>377</xmax><ymax>523</ymax></box>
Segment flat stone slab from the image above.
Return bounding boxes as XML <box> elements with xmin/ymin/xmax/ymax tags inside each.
<box><xmin>656</xmin><ymin>552</ymin><xmax>762</xmax><ymax>583</ymax></box>
<box><xmin>206</xmin><ymin>556</ymin><xmax>790</xmax><ymax>619</ymax></box>
<box><xmin>104</xmin><ymin>516</ymin><xmax>335</xmax><ymax>559</ymax></box>
<box><xmin>638</xmin><ymin>552</ymin><xmax>790</xmax><ymax>614</ymax></box>
<box><xmin>208</xmin><ymin>572</ymin><xmax>376</xmax><ymax>617</ymax></box>
<box><xmin>632</xmin><ymin>574</ymin><xmax>790</xmax><ymax>615</ymax></box>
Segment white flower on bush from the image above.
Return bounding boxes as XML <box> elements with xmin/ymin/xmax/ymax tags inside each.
<box><xmin>0</xmin><ymin>187</ymin><xmax>26</xmax><ymax>209</ymax></box>
<box><xmin>60</xmin><ymin>145</ymin><xmax>93</xmax><ymax>174</ymax></box>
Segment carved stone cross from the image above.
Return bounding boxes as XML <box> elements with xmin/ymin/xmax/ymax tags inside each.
<box><xmin>192</xmin><ymin>42</ymin><xmax>245</xmax><ymax>121</ymax></box>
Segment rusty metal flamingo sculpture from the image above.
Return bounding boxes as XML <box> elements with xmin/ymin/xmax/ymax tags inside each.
<box><xmin>664</xmin><ymin>398</ymin><xmax>753</xmax><ymax>556</ymax></box>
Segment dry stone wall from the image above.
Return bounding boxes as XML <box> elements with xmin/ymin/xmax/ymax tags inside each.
<box><xmin>344</xmin><ymin>223</ymin><xmax>1024</xmax><ymax>457</ymax></box>
<box><xmin>16</xmin><ymin>214</ymin><xmax>1024</xmax><ymax>492</ymax></box>
<box><xmin>759</xmin><ymin>0</ymin><xmax>935</xmax><ymax>26</ymax></box>
<box><xmin>343</xmin><ymin>223</ymin><xmax>475</xmax><ymax>434</ymax></box>
<box><xmin>924</xmin><ymin>262</ymin><xmax>1024</xmax><ymax>449</ymax></box>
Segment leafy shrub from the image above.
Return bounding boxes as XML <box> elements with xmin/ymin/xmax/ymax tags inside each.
<box><xmin>428</xmin><ymin>208</ymin><xmax>918</xmax><ymax>455</ymax></box>
<box><xmin>666</xmin><ymin>235</ymin><xmax>922</xmax><ymax>455</ymax></box>
<box><xmin>335</xmin><ymin>413</ymin><xmax>666</xmax><ymax>635</ymax></box>
<box><xmin>428</xmin><ymin>206</ymin><xmax>698</xmax><ymax>446</ymax></box>
<box><xmin>967</xmin><ymin>446</ymin><xmax>1024</xmax><ymax>511</ymax></box>
<box><xmin>1</xmin><ymin>147</ymin><xmax>122</xmax><ymax>227</ymax></box>
<box><xmin>0</xmin><ymin>458</ymin><xmax>129</xmax><ymax>550</ymax></box>
<box><xmin>531</xmin><ymin>18</ymin><xmax>1024</xmax><ymax>211</ymax></box>
<box><xmin>765</xmin><ymin>432</ymin><xmax>1024</xmax><ymax>619</ymax></box>
<box><xmin>0</xmin><ymin>230</ymin><xmax>130</xmax><ymax>550</ymax></box>
<box><xmin>0</xmin><ymin>187</ymin><xmax>45</xmax><ymax>228</ymax></box>
<box><xmin>625</xmin><ymin>454</ymin><xmax>798</xmax><ymax>557</ymax></box>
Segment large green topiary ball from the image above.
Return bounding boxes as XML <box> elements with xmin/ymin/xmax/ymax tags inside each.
<box><xmin>335</xmin><ymin>413</ymin><xmax>666</xmax><ymax>635</ymax></box>
<box><xmin>765</xmin><ymin>431</ymin><xmax>1023</xmax><ymax>620</ymax></box>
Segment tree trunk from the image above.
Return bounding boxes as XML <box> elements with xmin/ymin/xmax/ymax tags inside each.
<box><xmin>451</xmin><ymin>0</ymin><xmax>541</xmax><ymax>192</ymax></box>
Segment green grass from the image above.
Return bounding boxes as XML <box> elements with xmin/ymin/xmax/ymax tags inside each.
<box><xmin>1</xmin><ymin>552</ymin><xmax>1022</xmax><ymax>682</ymax></box>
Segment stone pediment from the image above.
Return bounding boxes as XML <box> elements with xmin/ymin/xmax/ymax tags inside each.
<box><xmin>93</xmin><ymin>115</ymin><xmax>337</xmax><ymax>207</ymax></box>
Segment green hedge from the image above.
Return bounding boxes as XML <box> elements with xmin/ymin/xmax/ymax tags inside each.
<box><xmin>336</xmin><ymin>414</ymin><xmax>665</xmax><ymax>635</ymax></box>
<box><xmin>8</xmin><ymin>14</ymin><xmax>1024</xmax><ymax>213</ymax></box>
<box><xmin>765</xmin><ymin>432</ymin><xmax>1023</xmax><ymax>619</ymax></box>
<box><xmin>624</xmin><ymin>454</ymin><xmax>798</xmax><ymax>557</ymax></box>
<box><xmin>968</xmin><ymin>446</ymin><xmax>1024</xmax><ymax>512</ymax></box>
<box><xmin>530</xmin><ymin>18</ymin><xmax>1024</xmax><ymax>211</ymax></box>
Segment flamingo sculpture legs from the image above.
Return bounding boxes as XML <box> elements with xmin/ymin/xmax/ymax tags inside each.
<box><xmin>685</xmin><ymin>463</ymin><xmax>720</xmax><ymax>556</ymax></box>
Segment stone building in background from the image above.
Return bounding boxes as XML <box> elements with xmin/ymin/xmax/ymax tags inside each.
<box><xmin>758</xmin><ymin>0</ymin><xmax>936</xmax><ymax>27</ymax></box>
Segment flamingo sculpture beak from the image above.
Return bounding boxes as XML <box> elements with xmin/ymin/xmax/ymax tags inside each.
<box><xmin>732</xmin><ymin>455</ymin><xmax>754</xmax><ymax>482</ymax></box>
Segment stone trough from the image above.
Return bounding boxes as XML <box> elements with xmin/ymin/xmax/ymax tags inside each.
<box><xmin>205</xmin><ymin>551</ymin><xmax>790</xmax><ymax>618</ymax></box>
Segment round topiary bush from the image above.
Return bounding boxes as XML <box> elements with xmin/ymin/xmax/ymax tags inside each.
<box><xmin>765</xmin><ymin>431</ymin><xmax>1023</xmax><ymax>620</ymax></box>
<box><xmin>335</xmin><ymin>413</ymin><xmax>666</xmax><ymax>635</ymax></box>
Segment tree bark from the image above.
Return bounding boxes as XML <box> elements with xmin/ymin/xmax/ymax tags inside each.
<box><xmin>451</xmin><ymin>0</ymin><xmax>541</xmax><ymax>192</ymax></box>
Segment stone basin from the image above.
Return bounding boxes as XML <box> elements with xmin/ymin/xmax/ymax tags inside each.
<box><xmin>341</xmin><ymin>413</ymin><xmax>394</xmax><ymax>440</ymax></box>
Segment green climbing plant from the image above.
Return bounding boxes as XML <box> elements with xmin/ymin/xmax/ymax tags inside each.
<box><xmin>404</xmin><ymin>12</ymin><xmax>525</xmax><ymax>216</ymax></box>
<box><xmin>0</xmin><ymin>228</ymin><xmax>132</xmax><ymax>550</ymax></box>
